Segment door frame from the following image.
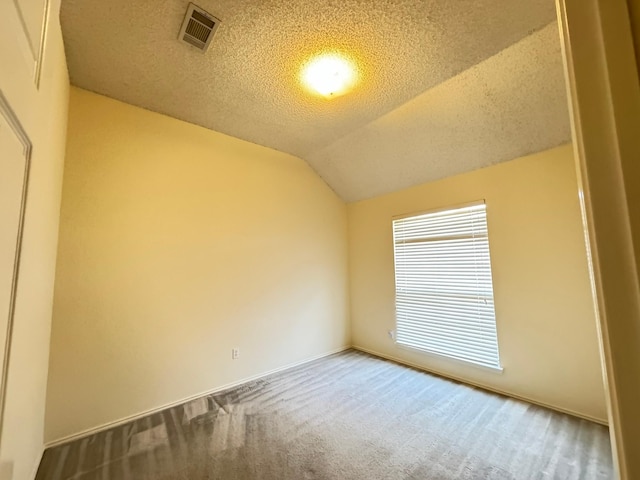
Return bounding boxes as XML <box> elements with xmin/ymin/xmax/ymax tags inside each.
<box><xmin>0</xmin><ymin>91</ymin><xmax>32</xmax><ymax>451</ymax></box>
<box><xmin>556</xmin><ymin>0</ymin><xmax>640</xmax><ymax>478</ymax></box>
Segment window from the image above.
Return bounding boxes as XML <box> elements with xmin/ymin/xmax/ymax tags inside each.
<box><xmin>392</xmin><ymin>202</ymin><xmax>501</xmax><ymax>370</ymax></box>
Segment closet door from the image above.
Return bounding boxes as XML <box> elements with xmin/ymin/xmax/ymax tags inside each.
<box><xmin>0</xmin><ymin>102</ymin><xmax>30</xmax><ymax>434</ymax></box>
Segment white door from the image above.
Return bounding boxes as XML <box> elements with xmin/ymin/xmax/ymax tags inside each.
<box><xmin>0</xmin><ymin>109</ymin><xmax>29</xmax><ymax>426</ymax></box>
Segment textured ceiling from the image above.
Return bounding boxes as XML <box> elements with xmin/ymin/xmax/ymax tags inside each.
<box><xmin>308</xmin><ymin>23</ymin><xmax>571</xmax><ymax>201</ymax></box>
<box><xmin>60</xmin><ymin>0</ymin><xmax>568</xmax><ymax>201</ymax></box>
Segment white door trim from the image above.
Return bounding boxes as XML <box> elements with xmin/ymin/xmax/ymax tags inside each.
<box><xmin>0</xmin><ymin>91</ymin><xmax>32</xmax><ymax>451</ymax></box>
<box><xmin>556</xmin><ymin>0</ymin><xmax>640</xmax><ymax>478</ymax></box>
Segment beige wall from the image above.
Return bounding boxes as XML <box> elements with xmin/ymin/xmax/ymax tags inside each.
<box><xmin>45</xmin><ymin>88</ymin><xmax>350</xmax><ymax>443</ymax></box>
<box><xmin>348</xmin><ymin>144</ymin><xmax>607</xmax><ymax>422</ymax></box>
<box><xmin>0</xmin><ymin>1</ymin><xmax>69</xmax><ymax>479</ymax></box>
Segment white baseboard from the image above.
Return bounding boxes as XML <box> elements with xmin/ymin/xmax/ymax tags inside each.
<box><xmin>352</xmin><ymin>345</ymin><xmax>609</xmax><ymax>426</ymax></box>
<box><xmin>44</xmin><ymin>345</ymin><xmax>351</xmax><ymax>449</ymax></box>
<box><xmin>45</xmin><ymin>343</ymin><xmax>607</xmax><ymax>450</ymax></box>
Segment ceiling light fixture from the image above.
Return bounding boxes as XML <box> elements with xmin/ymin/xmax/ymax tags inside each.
<box><xmin>301</xmin><ymin>53</ymin><xmax>357</xmax><ymax>98</ymax></box>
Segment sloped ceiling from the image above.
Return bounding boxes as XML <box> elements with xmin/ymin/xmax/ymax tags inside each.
<box><xmin>60</xmin><ymin>0</ymin><xmax>570</xmax><ymax>202</ymax></box>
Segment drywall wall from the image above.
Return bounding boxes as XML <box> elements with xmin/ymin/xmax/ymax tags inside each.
<box><xmin>0</xmin><ymin>1</ymin><xmax>69</xmax><ymax>479</ymax></box>
<box><xmin>45</xmin><ymin>88</ymin><xmax>349</xmax><ymax>442</ymax></box>
<box><xmin>348</xmin><ymin>144</ymin><xmax>607</xmax><ymax>422</ymax></box>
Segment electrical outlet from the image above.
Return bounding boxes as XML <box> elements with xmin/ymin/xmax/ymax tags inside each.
<box><xmin>231</xmin><ymin>348</ymin><xmax>240</xmax><ymax>360</ymax></box>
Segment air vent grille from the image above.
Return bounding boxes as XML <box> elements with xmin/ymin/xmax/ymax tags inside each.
<box><xmin>178</xmin><ymin>3</ymin><xmax>220</xmax><ymax>52</ymax></box>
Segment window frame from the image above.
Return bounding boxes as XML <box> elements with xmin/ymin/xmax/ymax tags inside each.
<box><xmin>391</xmin><ymin>200</ymin><xmax>503</xmax><ymax>372</ymax></box>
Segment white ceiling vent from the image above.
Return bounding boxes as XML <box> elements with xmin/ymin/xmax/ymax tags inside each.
<box><xmin>178</xmin><ymin>3</ymin><xmax>220</xmax><ymax>52</ymax></box>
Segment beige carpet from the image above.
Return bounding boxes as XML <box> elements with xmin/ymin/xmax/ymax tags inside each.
<box><xmin>36</xmin><ymin>350</ymin><xmax>613</xmax><ymax>479</ymax></box>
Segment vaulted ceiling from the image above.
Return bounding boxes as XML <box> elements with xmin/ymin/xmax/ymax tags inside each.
<box><xmin>60</xmin><ymin>0</ymin><xmax>570</xmax><ymax>201</ymax></box>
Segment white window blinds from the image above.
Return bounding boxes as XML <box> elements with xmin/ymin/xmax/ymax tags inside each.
<box><xmin>392</xmin><ymin>203</ymin><xmax>501</xmax><ymax>370</ymax></box>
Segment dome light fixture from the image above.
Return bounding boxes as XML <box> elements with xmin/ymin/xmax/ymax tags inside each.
<box><xmin>301</xmin><ymin>53</ymin><xmax>357</xmax><ymax>98</ymax></box>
